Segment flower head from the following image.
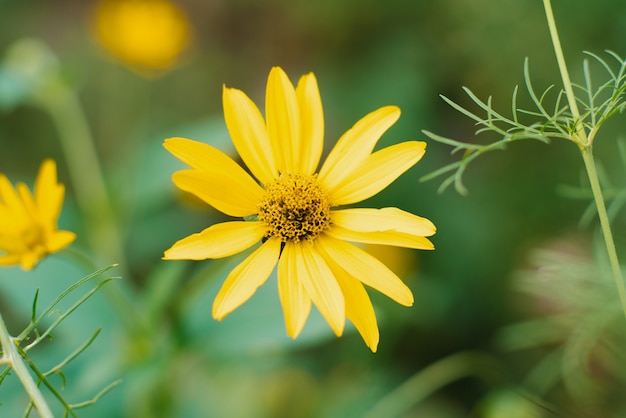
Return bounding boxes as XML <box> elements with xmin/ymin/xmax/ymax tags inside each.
<box><xmin>164</xmin><ymin>67</ymin><xmax>436</xmax><ymax>351</ymax></box>
<box><xmin>92</xmin><ymin>0</ymin><xmax>191</xmax><ymax>75</ymax></box>
<box><xmin>0</xmin><ymin>160</ymin><xmax>76</xmax><ymax>270</ymax></box>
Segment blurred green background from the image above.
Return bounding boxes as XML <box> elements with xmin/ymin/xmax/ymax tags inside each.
<box><xmin>1</xmin><ymin>0</ymin><xmax>626</xmax><ymax>417</ymax></box>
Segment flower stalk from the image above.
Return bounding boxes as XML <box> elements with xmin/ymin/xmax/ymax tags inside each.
<box><xmin>0</xmin><ymin>314</ymin><xmax>53</xmax><ymax>418</ymax></box>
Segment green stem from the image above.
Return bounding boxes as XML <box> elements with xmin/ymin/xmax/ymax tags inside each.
<box><xmin>543</xmin><ymin>0</ymin><xmax>626</xmax><ymax>317</ymax></box>
<box><xmin>38</xmin><ymin>84</ymin><xmax>125</xmax><ymax>268</ymax></box>
<box><xmin>542</xmin><ymin>0</ymin><xmax>580</xmax><ymax>120</ymax></box>
<box><xmin>35</xmin><ymin>76</ymin><xmax>145</xmax><ymax>334</ymax></box>
<box><xmin>580</xmin><ymin>147</ymin><xmax>626</xmax><ymax>317</ymax></box>
<box><xmin>542</xmin><ymin>0</ymin><xmax>590</xmax><ymax>146</ymax></box>
<box><xmin>363</xmin><ymin>352</ymin><xmax>503</xmax><ymax>418</ymax></box>
<box><xmin>0</xmin><ymin>314</ymin><xmax>53</xmax><ymax>418</ymax></box>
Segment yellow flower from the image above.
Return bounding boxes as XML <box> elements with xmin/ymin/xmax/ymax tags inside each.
<box><xmin>163</xmin><ymin>67</ymin><xmax>436</xmax><ymax>352</ymax></box>
<box><xmin>92</xmin><ymin>0</ymin><xmax>191</xmax><ymax>74</ymax></box>
<box><xmin>0</xmin><ymin>160</ymin><xmax>76</xmax><ymax>271</ymax></box>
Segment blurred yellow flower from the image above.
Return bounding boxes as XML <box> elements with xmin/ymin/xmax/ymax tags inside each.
<box><xmin>0</xmin><ymin>160</ymin><xmax>76</xmax><ymax>271</ymax></box>
<box><xmin>163</xmin><ymin>67</ymin><xmax>436</xmax><ymax>352</ymax></box>
<box><xmin>92</xmin><ymin>0</ymin><xmax>191</xmax><ymax>74</ymax></box>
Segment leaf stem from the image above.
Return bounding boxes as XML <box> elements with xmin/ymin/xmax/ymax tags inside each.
<box><xmin>0</xmin><ymin>314</ymin><xmax>53</xmax><ymax>418</ymax></box>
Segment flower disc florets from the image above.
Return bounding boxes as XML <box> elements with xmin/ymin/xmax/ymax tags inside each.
<box><xmin>258</xmin><ymin>173</ymin><xmax>331</xmax><ymax>243</ymax></box>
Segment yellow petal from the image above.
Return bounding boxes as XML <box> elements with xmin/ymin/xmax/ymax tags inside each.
<box><xmin>163</xmin><ymin>221</ymin><xmax>266</xmax><ymax>260</ymax></box>
<box><xmin>300</xmin><ymin>241</ymin><xmax>345</xmax><ymax>336</ymax></box>
<box><xmin>34</xmin><ymin>159</ymin><xmax>63</xmax><ymax>224</ymax></box>
<box><xmin>20</xmin><ymin>252</ymin><xmax>39</xmax><ymax>271</ymax></box>
<box><xmin>265</xmin><ymin>67</ymin><xmax>300</xmax><ymax>173</ymax></box>
<box><xmin>17</xmin><ymin>183</ymin><xmax>37</xmax><ymax>219</ymax></box>
<box><xmin>326</xmin><ymin>226</ymin><xmax>434</xmax><ymax>250</ymax></box>
<box><xmin>172</xmin><ymin>168</ymin><xmax>263</xmax><ymax>217</ymax></box>
<box><xmin>212</xmin><ymin>237</ymin><xmax>281</xmax><ymax>320</ymax></box>
<box><xmin>329</xmin><ymin>141</ymin><xmax>426</xmax><ymax>205</ymax></box>
<box><xmin>223</xmin><ymin>86</ymin><xmax>277</xmax><ymax>184</ymax></box>
<box><xmin>278</xmin><ymin>242</ymin><xmax>312</xmax><ymax>338</ymax></box>
<box><xmin>318</xmin><ymin>106</ymin><xmax>400</xmax><ymax>192</ymax></box>
<box><xmin>0</xmin><ymin>206</ymin><xmax>28</xmax><ymax>230</ymax></box>
<box><xmin>317</xmin><ymin>234</ymin><xmax>413</xmax><ymax>306</ymax></box>
<box><xmin>46</xmin><ymin>230</ymin><xmax>76</xmax><ymax>253</ymax></box>
<box><xmin>0</xmin><ymin>234</ymin><xmax>23</xmax><ymax>251</ymax></box>
<box><xmin>296</xmin><ymin>73</ymin><xmax>324</xmax><ymax>175</ymax></box>
<box><xmin>331</xmin><ymin>207</ymin><xmax>436</xmax><ymax>237</ymax></box>
<box><xmin>0</xmin><ymin>254</ymin><xmax>22</xmax><ymax>266</ymax></box>
<box><xmin>165</xmin><ymin>137</ymin><xmax>240</xmax><ymax>171</ymax></box>
<box><xmin>325</xmin><ymin>257</ymin><xmax>379</xmax><ymax>352</ymax></box>
<box><xmin>0</xmin><ymin>174</ymin><xmax>26</xmax><ymax>215</ymax></box>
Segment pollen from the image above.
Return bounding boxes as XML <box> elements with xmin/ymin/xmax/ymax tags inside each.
<box><xmin>258</xmin><ymin>173</ymin><xmax>331</xmax><ymax>243</ymax></box>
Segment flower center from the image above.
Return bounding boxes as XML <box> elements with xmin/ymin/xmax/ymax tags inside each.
<box><xmin>258</xmin><ymin>173</ymin><xmax>331</xmax><ymax>243</ymax></box>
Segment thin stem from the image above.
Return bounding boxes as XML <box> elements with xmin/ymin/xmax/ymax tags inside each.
<box><xmin>542</xmin><ymin>0</ymin><xmax>580</xmax><ymax>120</ymax></box>
<box><xmin>38</xmin><ymin>85</ymin><xmax>124</xmax><ymax>268</ymax></box>
<box><xmin>35</xmin><ymin>78</ymin><xmax>146</xmax><ymax>335</ymax></box>
<box><xmin>542</xmin><ymin>0</ymin><xmax>590</xmax><ymax>146</ymax></box>
<box><xmin>0</xmin><ymin>314</ymin><xmax>53</xmax><ymax>418</ymax></box>
<box><xmin>580</xmin><ymin>147</ymin><xmax>626</xmax><ymax>317</ymax></box>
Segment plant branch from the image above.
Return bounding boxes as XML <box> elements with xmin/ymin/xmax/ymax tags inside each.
<box><xmin>543</xmin><ymin>0</ymin><xmax>626</xmax><ymax>318</ymax></box>
<box><xmin>0</xmin><ymin>314</ymin><xmax>53</xmax><ymax>418</ymax></box>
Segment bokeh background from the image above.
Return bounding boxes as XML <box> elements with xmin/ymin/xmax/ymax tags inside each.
<box><xmin>1</xmin><ymin>0</ymin><xmax>626</xmax><ymax>417</ymax></box>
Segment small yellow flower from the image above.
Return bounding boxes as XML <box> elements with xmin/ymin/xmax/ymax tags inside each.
<box><xmin>164</xmin><ymin>67</ymin><xmax>436</xmax><ymax>352</ymax></box>
<box><xmin>0</xmin><ymin>160</ymin><xmax>76</xmax><ymax>271</ymax></box>
<box><xmin>92</xmin><ymin>0</ymin><xmax>191</xmax><ymax>74</ymax></box>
